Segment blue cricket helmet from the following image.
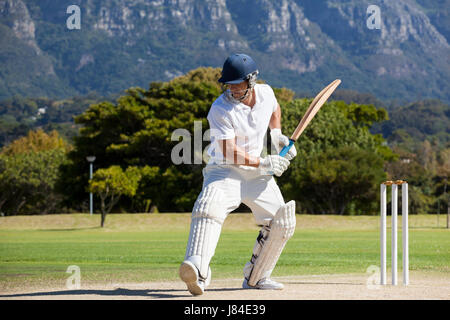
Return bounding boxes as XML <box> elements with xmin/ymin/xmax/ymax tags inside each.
<box><xmin>218</xmin><ymin>53</ymin><xmax>259</xmax><ymax>84</ymax></box>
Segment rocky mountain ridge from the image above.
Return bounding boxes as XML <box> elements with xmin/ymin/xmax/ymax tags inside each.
<box><xmin>0</xmin><ymin>0</ymin><xmax>448</xmax><ymax>103</ymax></box>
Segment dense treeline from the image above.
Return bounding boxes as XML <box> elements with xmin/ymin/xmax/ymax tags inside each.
<box><xmin>374</xmin><ymin>99</ymin><xmax>449</xmax><ymax>146</ymax></box>
<box><xmin>0</xmin><ymin>93</ymin><xmax>109</xmax><ymax>148</ymax></box>
<box><xmin>0</xmin><ymin>67</ymin><xmax>448</xmax><ymax>220</ymax></box>
<box><xmin>0</xmin><ymin>129</ymin><xmax>70</xmax><ymax>215</ymax></box>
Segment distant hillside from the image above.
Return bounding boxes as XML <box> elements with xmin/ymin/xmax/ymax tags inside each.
<box><xmin>372</xmin><ymin>99</ymin><xmax>450</xmax><ymax>147</ymax></box>
<box><xmin>0</xmin><ymin>0</ymin><xmax>449</xmax><ymax>103</ymax></box>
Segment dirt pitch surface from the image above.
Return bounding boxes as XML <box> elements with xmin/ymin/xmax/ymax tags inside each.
<box><xmin>1</xmin><ymin>272</ymin><xmax>449</xmax><ymax>300</ymax></box>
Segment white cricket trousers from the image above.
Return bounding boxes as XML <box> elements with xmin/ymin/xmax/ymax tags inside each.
<box><xmin>200</xmin><ymin>163</ymin><xmax>286</xmax><ymax>225</ymax></box>
<box><xmin>183</xmin><ymin>163</ymin><xmax>286</xmax><ymax>279</ymax></box>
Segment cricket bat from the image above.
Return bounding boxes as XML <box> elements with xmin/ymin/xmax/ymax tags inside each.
<box><xmin>279</xmin><ymin>79</ymin><xmax>341</xmax><ymax>157</ymax></box>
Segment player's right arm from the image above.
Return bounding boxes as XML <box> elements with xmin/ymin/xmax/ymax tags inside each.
<box><xmin>218</xmin><ymin>138</ymin><xmax>289</xmax><ymax>176</ymax></box>
<box><xmin>218</xmin><ymin>138</ymin><xmax>260</xmax><ymax>167</ymax></box>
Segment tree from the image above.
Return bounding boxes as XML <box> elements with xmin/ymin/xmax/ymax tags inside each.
<box><xmin>57</xmin><ymin>67</ymin><xmax>222</xmax><ymax>212</ymax></box>
<box><xmin>56</xmin><ymin>67</ymin><xmax>395</xmax><ymax>215</ymax></box>
<box><xmin>1</xmin><ymin>128</ymin><xmax>70</xmax><ymax>155</ymax></box>
<box><xmin>0</xmin><ymin>149</ymin><xmax>67</xmax><ymax>215</ymax></box>
<box><xmin>435</xmin><ymin>148</ymin><xmax>450</xmax><ymax>227</ymax></box>
<box><xmin>0</xmin><ymin>129</ymin><xmax>69</xmax><ymax>215</ymax></box>
<box><xmin>292</xmin><ymin>146</ymin><xmax>386</xmax><ymax>214</ymax></box>
<box><xmin>377</xmin><ymin>99</ymin><xmax>449</xmax><ymax>146</ymax></box>
<box><xmin>334</xmin><ymin>101</ymin><xmax>389</xmax><ymax>129</ymax></box>
<box><xmin>277</xmin><ymin>99</ymin><xmax>392</xmax><ymax>214</ymax></box>
<box><xmin>88</xmin><ymin>166</ymin><xmax>141</xmax><ymax>227</ymax></box>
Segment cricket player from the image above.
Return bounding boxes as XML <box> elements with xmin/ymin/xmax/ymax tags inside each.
<box><xmin>179</xmin><ymin>53</ymin><xmax>297</xmax><ymax>296</ymax></box>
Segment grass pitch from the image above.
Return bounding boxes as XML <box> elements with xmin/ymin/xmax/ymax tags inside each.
<box><xmin>0</xmin><ymin>213</ymin><xmax>449</xmax><ymax>291</ymax></box>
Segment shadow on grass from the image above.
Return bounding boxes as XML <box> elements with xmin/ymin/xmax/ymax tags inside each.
<box><xmin>35</xmin><ymin>226</ymin><xmax>101</xmax><ymax>232</ymax></box>
<box><xmin>286</xmin><ymin>281</ymin><xmax>362</xmax><ymax>286</ymax></box>
<box><xmin>0</xmin><ymin>286</ymin><xmax>246</xmax><ymax>299</ymax></box>
<box><xmin>409</xmin><ymin>226</ymin><xmax>450</xmax><ymax>230</ymax></box>
<box><xmin>0</xmin><ymin>288</ymin><xmax>188</xmax><ymax>299</ymax></box>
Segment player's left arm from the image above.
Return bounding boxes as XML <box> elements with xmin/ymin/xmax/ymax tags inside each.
<box><xmin>269</xmin><ymin>103</ymin><xmax>281</xmax><ymax>130</ymax></box>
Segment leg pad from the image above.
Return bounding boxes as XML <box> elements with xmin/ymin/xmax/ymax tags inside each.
<box><xmin>246</xmin><ymin>200</ymin><xmax>296</xmax><ymax>286</ymax></box>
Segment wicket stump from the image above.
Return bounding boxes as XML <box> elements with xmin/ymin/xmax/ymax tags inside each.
<box><xmin>380</xmin><ymin>180</ymin><xmax>409</xmax><ymax>286</ymax></box>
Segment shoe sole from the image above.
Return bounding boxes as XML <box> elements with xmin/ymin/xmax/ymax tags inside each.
<box><xmin>179</xmin><ymin>261</ymin><xmax>204</xmax><ymax>296</ymax></box>
<box><xmin>242</xmin><ymin>280</ymin><xmax>284</xmax><ymax>290</ymax></box>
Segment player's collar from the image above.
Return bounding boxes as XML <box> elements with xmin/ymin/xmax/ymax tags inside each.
<box><xmin>235</xmin><ymin>86</ymin><xmax>262</xmax><ymax>111</ymax></box>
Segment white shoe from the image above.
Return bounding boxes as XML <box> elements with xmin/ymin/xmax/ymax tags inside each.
<box><xmin>242</xmin><ymin>278</ymin><xmax>284</xmax><ymax>290</ymax></box>
<box><xmin>179</xmin><ymin>260</ymin><xmax>210</xmax><ymax>296</ymax></box>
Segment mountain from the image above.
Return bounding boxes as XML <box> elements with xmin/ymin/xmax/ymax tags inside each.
<box><xmin>0</xmin><ymin>0</ymin><xmax>449</xmax><ymax>103</ymax></box>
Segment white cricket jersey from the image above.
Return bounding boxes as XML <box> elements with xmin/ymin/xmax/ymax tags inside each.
<box><xmin>207</xmin><ymin>84</ymin><xmax>278</xmax><ymax>164</ymax></box>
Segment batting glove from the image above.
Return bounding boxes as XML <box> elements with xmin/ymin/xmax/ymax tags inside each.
<box><xmin>259</xmin><ymin>155</ymin><xmax>290</xmax><ymax>177</ymax></box>
<box><xmin>270</xmin><ymin>128</ymin><xmax>297</xmax><ymax>160</ymax></box>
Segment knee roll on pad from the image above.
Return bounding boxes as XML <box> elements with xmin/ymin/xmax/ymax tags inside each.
<box><xmin>185</xmin><ymin>186</ymin><xmax>224</xmax><ymax>279</ymax></box>
<box><xmin>247</xmin><ymin>200</ymin><xmax>296</xmax><ymax>286</ymax></box>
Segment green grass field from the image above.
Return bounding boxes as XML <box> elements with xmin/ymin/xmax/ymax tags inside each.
<box><xmin>0</xmin><ymin>213</ymin><xmax>449</xmax><ymax>290</ymax></box>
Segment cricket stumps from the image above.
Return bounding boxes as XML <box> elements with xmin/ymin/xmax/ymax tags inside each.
<box><xmin>380</xmin><ymin>180</ymin><xmax>409</xmax><ymax>286</ymax></box>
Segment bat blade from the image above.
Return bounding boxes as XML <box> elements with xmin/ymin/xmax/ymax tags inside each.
<box><xmin>291</xmin><ymin>79</ymin><xmax>341</xmax><ymax>141</ymax></box>
<box><xmin>279</xmin><ymin>79</ymin><xmax>341</xmax><ymax>157</ymax></box>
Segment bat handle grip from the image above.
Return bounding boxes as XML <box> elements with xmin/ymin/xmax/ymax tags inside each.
<box><xmin>279</xmin><ymin>139</ymin><xmax>295</xmax><ymax>157</ymax></box>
